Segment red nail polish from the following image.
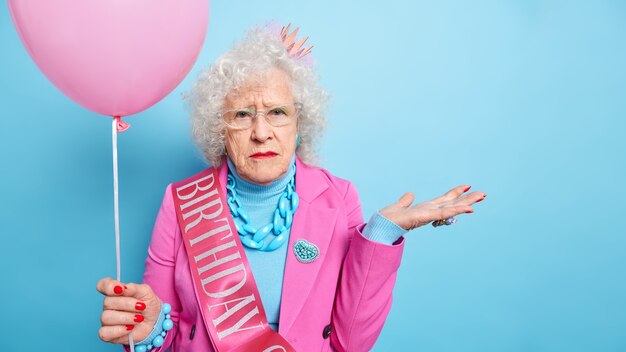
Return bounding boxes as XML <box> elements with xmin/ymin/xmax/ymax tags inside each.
<box><xmin>476</xmin><ymin>196</ymin><xmax>485</xmax><ymax>203</ymax></box>
<box><xmin>134</xmin><ymin>314</ymin><xmax>144</xmax><ymax>323</ymax></box>
<box><xmin>124</xmin><ymin>285</ymin><xmax>128</xmax><ymax>289</ymax></box>
<box><xmin>465</xmin><ymin>210</ymin><xmax>474</xmax><ymax>213</ymax></box>
<box><xmin>463</xmin><ymin>186</ymin><xmax>471</xmax><ymax>192</ymax></box>
<box><xmin>113</xmin><ymin>286</ymin><xmax>123</xmax><ymax>294</ymax></box>
<box><xmin>126</xmin><ymin>325</ymin><xmax>134</xmax><ymax>331</ymax></box>
<box><xmin>135</xmin><ymin>302</ymin><xmax>146</xmax><ymax>311</ymax></box>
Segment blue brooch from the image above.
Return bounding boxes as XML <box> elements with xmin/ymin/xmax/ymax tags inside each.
<box><xmin>293</xmin><ymin>239</ymin><xmax>319</xmax><ymax>263</ymax></box>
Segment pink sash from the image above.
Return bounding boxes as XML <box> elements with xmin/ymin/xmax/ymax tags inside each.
<box><xmin>172</xmin><ymin>168</ymin><xmax>296</xmax><ymax>352</ymax></box>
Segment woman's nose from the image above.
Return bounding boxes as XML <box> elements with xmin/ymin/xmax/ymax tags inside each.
<box><xmin>250</xmin><ymin>114</ymin><xmax>273</xmax><ymax>142</ymax></box>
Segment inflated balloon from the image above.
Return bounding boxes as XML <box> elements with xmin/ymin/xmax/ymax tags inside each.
<box><xmin>8</xmin><ymin>0</ymin><xmax>210</xmax><ymax>117</ymax></box>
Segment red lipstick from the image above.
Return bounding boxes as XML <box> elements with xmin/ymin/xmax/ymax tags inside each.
<box><xmin>250</xmin><ymin>152</ymin><xmax>278</xmax><ymax>159</ymax></box>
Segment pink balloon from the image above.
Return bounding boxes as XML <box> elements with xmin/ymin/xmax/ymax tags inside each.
<box><xmin>8</xmin><ymin>0</ymin><xmax>210</xmax><ymax>117</ymax></box>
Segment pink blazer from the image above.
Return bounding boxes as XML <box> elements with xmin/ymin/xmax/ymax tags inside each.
<box><xmin>141</xmin><ymin>158</ymin><xmax>405</xmax><ymax>351</ymax></box>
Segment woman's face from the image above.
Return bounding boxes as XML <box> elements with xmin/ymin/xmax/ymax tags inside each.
<box><xmin>223</xmin><ymin>69</ymin><xmax>298</xmax><ymax>185</ymax></box>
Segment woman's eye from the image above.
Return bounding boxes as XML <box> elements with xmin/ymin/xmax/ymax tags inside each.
<box><xmin>235</xmin><ymin>110</ymin><xmax>253</xmax><ymax>118</ymax></box>
<box><xmin>269</xmin><ymin>108</ymin><xmax>287</xmax><ymax>116</ymax></box>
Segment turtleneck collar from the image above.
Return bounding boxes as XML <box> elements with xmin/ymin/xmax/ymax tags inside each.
<box><xmin>226</xmin><ymin>155</ymin><xmax>296</xmax><ymax>205</ymax></box>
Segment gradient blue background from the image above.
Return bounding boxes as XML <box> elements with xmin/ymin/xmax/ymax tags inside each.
<box><xmin>1</xmin><ymin>1</ymin><xmax>625</xmax><ymax>351</ymax></box>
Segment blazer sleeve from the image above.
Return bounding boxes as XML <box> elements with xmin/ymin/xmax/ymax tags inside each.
<box><xmin>124</xmin><ymin>184</ymin><xmax>181</xmax><ymax>351</ymax></box>
<box><xmin>330</xmin><ymin>182</ymin><xmax>405</xmax><ymax>352</ymax></box>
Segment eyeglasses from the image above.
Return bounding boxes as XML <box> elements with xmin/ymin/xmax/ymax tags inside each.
<box><xmin>220</xmin><ymin>103</ymin><xmax>302</xmax><ymax>130</ymax></box>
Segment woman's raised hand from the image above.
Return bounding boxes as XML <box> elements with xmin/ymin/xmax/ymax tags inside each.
<box><xmin>96</xmin><ymin>277</ymin><xmax>162</xmax><ymax>344</ymax></box>
<box><xmin>379</xmin><ymin>185</ymin><xmax>486</xmax><ymax>231</ymax></box>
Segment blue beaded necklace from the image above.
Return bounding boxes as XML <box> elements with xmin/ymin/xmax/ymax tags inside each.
<box><xmin>226</xmin><ymin>172</ymin><xmax>299</xmax><ymax>251</ymax></box>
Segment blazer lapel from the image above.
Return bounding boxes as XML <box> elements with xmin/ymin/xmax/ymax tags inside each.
<box><xmin>217</xmin><ymin>158</ymin><xmax>228</xmax><ymax>192</ymax></box>
<box><xmin>279</xmin><ymin>158</ymin><xmax>338</xmax><ymax>336</ymax></box>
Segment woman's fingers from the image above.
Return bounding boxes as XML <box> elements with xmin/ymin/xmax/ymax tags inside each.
<box><xmin>431</xmin><ymin>183</ymin><xmax>486</xmax><ymax>208</ymax></box>
<box><xmin>452</xmin><ymin>191</ymin><xmax>487</xmax><ymax>207</ymax></box>
<box><xmin>98</xmin><ymin>324</ymin><xmax>133</xmax><ymax>344</ymax></box>
<box><xmin>96</xmin><ymin>277</ymin><xmax>126</xmax><ymax>296</ymax></box>
<box><xmin>103</xmin><ymin>296</ymin><xmax>147</xmax><ymax>313</ymax></box>
<box><xmin>96</xmin><ymin>279</ymin><xmax>161</xmax><ymax>344</ymax></box>
<box><xmin>123</xmin><ymin>282</ymin><xmax>156</xmax><ymax>301</ymax></box>
<box><xmin>101</xmin><ymin>309</ymin><xmax>145</xmax><ymax>326</ymax></box>
<box><xmin>425</xmin><ymin>204</ymin><xmax>473</xmax><ymax>221</ymax></box>
<box><xmin>396</xmin><ymin>192</ymin><xmax>415</xmax><ymax>209</ymax></box>
<box><xmin>433</xmin><ymin>185</ymin><xmax>471</xmax><ymax>203</ymax></box>
<box><xmin>475</xmin><ymin>193</ymin><xmax>487</xmax><ymax>203</ymax></box>
<box><xmin>97</xmin><ymin>280</ymin><xmax>155</xmax><ymax>314</ymax></box>
<box><xmin>99</xmin><ymin>296</ymin><xmax>150</xmax><ymax>344</ymax></box>
<box><xmin>96</xmin><ymin>279</ymin><xmax>154</xmax><ymax>300</ymax></box>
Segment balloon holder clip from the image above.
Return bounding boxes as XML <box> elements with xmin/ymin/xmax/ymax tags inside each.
<box><xmin>114</xmin><ymin>116</ymin><xmax>130</xmax><ymax>133</ymax></box>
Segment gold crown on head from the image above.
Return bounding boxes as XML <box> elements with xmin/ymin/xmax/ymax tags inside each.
<box><xmin>280</xmin><ymin>23</ymin><xmax>313</xmax><ymax>59</ymax></box>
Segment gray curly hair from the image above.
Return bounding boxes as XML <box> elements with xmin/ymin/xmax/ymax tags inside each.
<box><xmin>186</xmin><ymin>25</ymin><xmax>328</xmax><ymax>167</ymax></box>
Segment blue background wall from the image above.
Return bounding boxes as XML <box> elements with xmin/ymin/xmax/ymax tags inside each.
<box><xmin>1</xmin><ymin>1</ymin><xmax>625</xmax><ymax>351</ymax></box>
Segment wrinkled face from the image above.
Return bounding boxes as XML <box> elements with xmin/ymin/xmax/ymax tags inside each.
<box><xmin>223</xmin><ymin>69</ymin><xmax>298</xmax><ymax>185</ymax></box>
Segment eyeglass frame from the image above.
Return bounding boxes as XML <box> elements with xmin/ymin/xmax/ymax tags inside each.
<box><xmin>219</xmin><ymin>102</ymin><xmax>303</xmax><ymax>130</ymax></box>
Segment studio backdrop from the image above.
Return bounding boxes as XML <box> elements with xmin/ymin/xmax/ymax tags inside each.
<box><xmin>1</xmin><ymin>1</ymin><xmax>625</xmax><ymax>351</ymax></box>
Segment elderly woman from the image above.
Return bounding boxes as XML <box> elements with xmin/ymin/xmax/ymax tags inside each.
<box><xmin>96</xmin><ymin>24</ymin><xmax>485</xmax><ymax>352</ymax></box>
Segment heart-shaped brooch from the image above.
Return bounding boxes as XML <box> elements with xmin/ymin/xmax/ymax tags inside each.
<box><xmin>293</xmin><ymin>239</ymin><xmax>319</xmax><ymax>263</ymax></box>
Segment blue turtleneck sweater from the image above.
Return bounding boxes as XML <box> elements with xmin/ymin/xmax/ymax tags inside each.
<box><xmin>226</xmin><ymin>156</ymin><xmax>406</xmax><ymax>331</ymax></box>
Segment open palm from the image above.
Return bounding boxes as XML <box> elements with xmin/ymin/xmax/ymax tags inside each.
<box><xmin>380</xmin><ymin>185</ymin><xmax>486</xmax><ymax>231</ymax></box>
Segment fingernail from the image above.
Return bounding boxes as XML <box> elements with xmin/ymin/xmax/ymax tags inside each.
<box><xmin>134</xmin><ymin>314</ymin><xmax>144</xmax><ymax>323</ymax></box>
<box><xmin>135</xmin><ymin>302</ymin><xmax>146</xmax><ymax>311</ymax></box>
<box><xmin>124</xmin><ymin>285</ymin><xmax>128</xmax><ymax>289</ymax></box>
<box><xmin>113</xmin><ymin>286</ymin><xmax>123</xmax><ymax>295</ymax></box>
<box><xmin>465</xmin><ymin>210</ymin><xmax>474</xmax><ymax>213</ymax></box>
<box><xmin>463</xmin><ymin>186</ymin><xmax>471</xmax><ymax>192</ymax></box>
<box><xmin>126</xmin><ymin>325</ymin><xmax>134</xmax><ymax>331</ymax></box>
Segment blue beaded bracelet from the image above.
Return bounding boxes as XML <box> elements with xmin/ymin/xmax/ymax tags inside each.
<box><xmin>134</xmin><ymin>303</ymin><xmax>173</xmax><ymax>352</ymax></box>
